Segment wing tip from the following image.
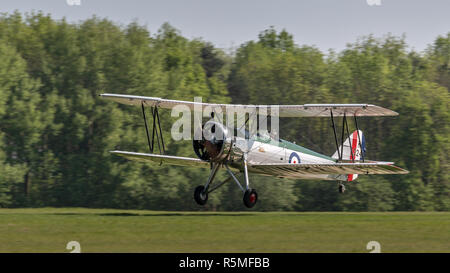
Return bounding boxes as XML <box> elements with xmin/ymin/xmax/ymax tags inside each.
<box><xmin>389</xmin><ymin>110</ymin><xmax>400</xmax><ymax>116</ymax></box>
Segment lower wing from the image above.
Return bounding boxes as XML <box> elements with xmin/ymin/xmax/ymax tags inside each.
<box><xmin>248</xmin><ymin>161</ymin><xmax>409</xmax><ymax>179</ymax></box>
<box><xmin>111</xmin><ymin>151</ymin><xmax>409</xmax><ymax>179</ymax></box>
<box><xmin>111</xmin><ymin>151</ymin><xmax>210</xmax><ymax>168</ymax></box>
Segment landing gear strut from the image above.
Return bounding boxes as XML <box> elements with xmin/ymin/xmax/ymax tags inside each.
<box><xmin>194</xmin><ymin>163</ymin><xmax>219</xmax><ymax>206</ymax></box>
<box><xmin>241</xmin><ymin>153</ymin><xmax>258</xmax><ymax>208</ymax></box>
<box><xmin>193</xmin><ymin>153</ymin><xmax>258</xmax><ymax>208</ymax></box>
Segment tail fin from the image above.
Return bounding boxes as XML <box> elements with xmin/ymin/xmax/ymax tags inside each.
<box><xmin>331</xmin><ymin>130</ymin><xmax>366</xmax><ymax>181</ymax></box>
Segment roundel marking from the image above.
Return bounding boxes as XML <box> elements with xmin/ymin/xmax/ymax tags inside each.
<box><xmin>289</xmin><ymin>152</ymin><xmax>301</xmax><ymax>164</ymax></box>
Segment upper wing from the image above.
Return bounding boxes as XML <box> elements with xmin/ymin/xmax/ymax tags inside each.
<box><xmin>248</xmin><ymin>161</ymin><xmax>409</xmax><ymax>178</ymax></box>
<box><xmin>111</xmin><ymin>151</ymin><xmax>210</xmax><ymax>168</ymax></box>
<box><xmin>100</xmin><ymin>93</ymin><xmax>398</xmax><ymax>117</ymax></box>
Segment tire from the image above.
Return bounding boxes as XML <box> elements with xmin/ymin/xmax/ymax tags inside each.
<box><xmin>194</xmin><ymin>185</ymin><xmax>208</xmax><ymax>205</ymax></box>
<box><xmin>338</xmin><ymin>183</ymin><xmax>346</xmax><ymax>194</ymax></box>
<box><xmin>243</xmin><ymin>189</ymin><xmax>258</xmax><ymax>208</ymax></box>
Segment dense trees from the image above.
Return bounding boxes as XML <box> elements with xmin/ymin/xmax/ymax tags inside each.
<box><xmin>0</xmin><ymin>12</ymin><xmax>448</xmax><ymax>211</ymax></box>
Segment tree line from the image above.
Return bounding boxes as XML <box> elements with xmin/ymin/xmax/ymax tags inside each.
<box><xmin>0</xmin><ymin>12</ymin><xmax>448</xmax><ymax>211</ymax></box>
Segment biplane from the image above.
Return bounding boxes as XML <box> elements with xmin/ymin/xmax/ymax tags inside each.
<box><xmin>100</xmin><ymin>93</ymin><xmax>409</xmax><ymax>208</ymax></box>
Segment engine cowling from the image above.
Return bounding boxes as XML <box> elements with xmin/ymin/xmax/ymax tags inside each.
<box><xmin>193</xmin><ymin>120</ymin><xmax>232</xmax><ymax>163</ymax></box>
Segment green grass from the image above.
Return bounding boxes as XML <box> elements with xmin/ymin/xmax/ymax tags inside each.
<box><xmin>0</xmin><ymin>208</ymin><xmax>448</xmax><ymax>253</ymax></box>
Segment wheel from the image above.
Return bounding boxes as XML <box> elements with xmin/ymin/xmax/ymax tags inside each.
<box><xmin>338</xmin><ymin>183</ymin><xmax>346</xmax><ymax>194</ymax></box>
<box><xmin>194</xmin><ymin>185</ymin><xmax>208</xmax><ymax>205</ymax></box>
<box><xmin>243</xmin><ymin>189</ymin><xmax>258</xmax><ymax>208</ymax></box>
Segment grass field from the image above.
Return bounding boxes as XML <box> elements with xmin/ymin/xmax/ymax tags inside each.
<box><xmin>0</xmin><ymin>208</ymin><xmax>449</xmax><ymax>253</ymax></box>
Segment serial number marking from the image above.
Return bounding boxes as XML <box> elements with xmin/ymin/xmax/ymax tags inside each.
<box><xmin>223</xmin><ymin>257</ymin><xmax>270</xmax><ymax>268</ymax></box>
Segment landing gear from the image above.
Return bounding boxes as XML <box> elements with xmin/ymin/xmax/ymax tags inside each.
<box><xmin>194</xmin><ymin>153</ymin><xmax>259</xmax><ymax>208</ymax></box>
<box><xmin>241</xmin><ymin>153</ymin><xmax>257</xmax><ymax>208</ymax></box>
<box><xmin>338</xmin><ymin>183</ymin><xmax>346</xmax><ymax>193</ymax></box>
<box><xmin>194</xmin><ymin>185</ymin><xmax>208</xmax><ymax>205</ymax></box>
<box><xmin>243</xmin><ymin>189</ymin><xmax>258</xmax><ymax>208</ymax></box>
<box><xmin>194</xmin><ymin>163</ymin><xmax>220</xmax><ymax>206</ymax></box>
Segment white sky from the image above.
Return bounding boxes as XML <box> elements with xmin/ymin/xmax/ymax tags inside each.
<box><xmin>1</xmin><ymin>0</ymin><xmax>449</xmax><ymax>53</ymax></box>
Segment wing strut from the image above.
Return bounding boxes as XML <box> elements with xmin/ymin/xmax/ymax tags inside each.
<box><xmin>329</xmin><ymin>110</ymin><xmax>359</xmax><ymax>162</ymax></box>
<box><xmin>330</xmin><ymin>109</ymin><xmax>341</xmax><ymax>160</ymax></box>
<box><xmin>141</xmin><ymin>103</ymin><xmax>152</xmax><ymax>152</ymax></box>
<box><xmin>141</xmin><ymin>102</ymin><xmax>165</xmax><ymax>155</ymax></box>
<box><xmin>340</xmin><ymin>112</ymin><xmax>345</xmax><ymax>160</ymax></box>
<box><xmin>343</xmin><ymin>113</ymin><xmax>355</xmax><ymax>163</ymax></box>
<box><xmin>354</xmin><ymin>114</ymin><xmax>364</xmax><ymax>162</ymax></box>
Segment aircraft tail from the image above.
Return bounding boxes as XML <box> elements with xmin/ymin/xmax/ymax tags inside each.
<box><xmin>331</xmin><ymin>130</ymin><xmax>365</xmax><ymax>181</ymax></box>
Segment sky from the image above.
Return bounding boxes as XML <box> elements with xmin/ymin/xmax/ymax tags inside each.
<box><xmin>1</xmin><ymin>0</ymin><xmax>449</xmax><ymax>53</ymax></box>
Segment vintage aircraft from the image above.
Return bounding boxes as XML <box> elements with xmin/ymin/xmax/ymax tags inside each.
<box><xmin>100</xmin><ymin>93</ymin><xmax>409</xmax><ymax>208</ymax></box>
